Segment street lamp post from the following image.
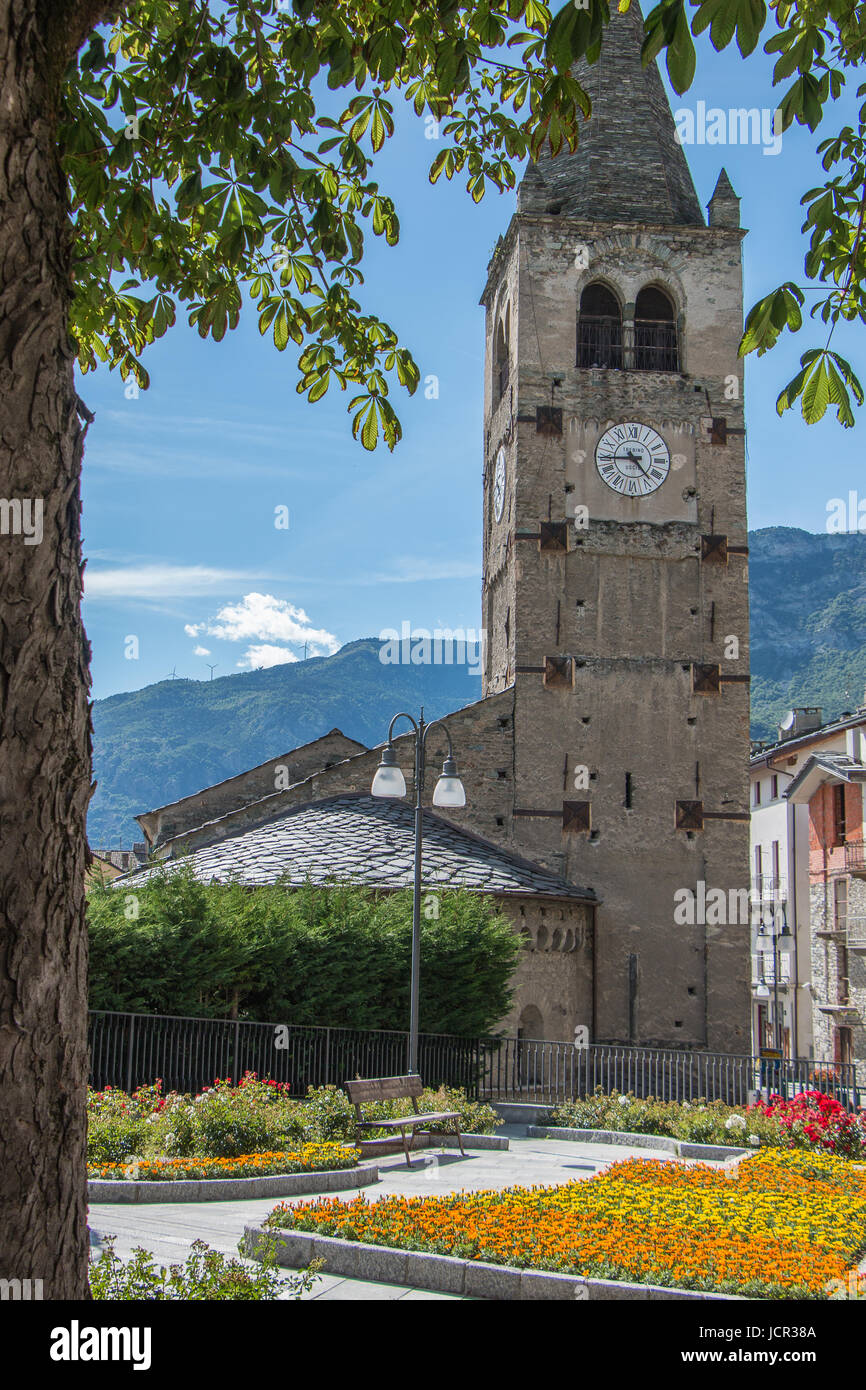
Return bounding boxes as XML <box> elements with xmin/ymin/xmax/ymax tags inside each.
<box><xmin>755</xmin><ymin>897</ymin><xmax>794</xmax><ymax>1061</ymax></box>
<box><xmin>370</xmin><ymin>710</ymin><xmax>466</xmax><ymax>1074</ymax></box>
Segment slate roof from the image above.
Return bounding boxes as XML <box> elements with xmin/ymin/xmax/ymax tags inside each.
<box><xmin>121</xmin><ymin>793</ymin><xmax>596</xmax><ymax>902</ymax></box>
<box><xmin>786</xmin><ymin>753</ymin><xmax>866</xmax><ymax>801</ymax></box>
<box><xmin>517</xmin><ymin>4</ymin><xmax>704</xmax><ymax>226</ymax></box>
<box><xmin>751</xmin><ymin>709</ymin><xmax>866</xmax><ymax>765</ymax></box>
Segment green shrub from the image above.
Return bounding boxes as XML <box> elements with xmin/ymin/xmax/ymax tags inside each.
<box><xmin>86</xmin><ymin>1075</ymin><xmax>502</xmax><ymax>1161</ymax></box>
<box><xmin>87</xmin><ymin>870</ymin><xmax>519</xmax><ymax>1035</ymax></box>
<box><xmin>547</xmin><ymin>1089</ymin><xmax>792</xmax><ymax>1150</ymax></box>
<box><xmin>87</xmin><ymin>1114</ymin><xmax>150</xmax><ymax>1164</ymax></box>
<box><xmin>292</xmin><ymin>1086</ymin><xmax>355</xmax><ymax>1143</ymax></box>
<box><xmin>89</xmin><ymin>1236</ymin><xmax>319</xmax><ymax>1301</ymax></box>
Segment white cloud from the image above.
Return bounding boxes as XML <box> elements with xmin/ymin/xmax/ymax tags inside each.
<box><xmin>85</xmin><ymin>566</ymin><xmax>262</xmax><ymax>600</ymax></box>
<box><xmin>196</xmin><ymin>592</ymin><xmax>339</xmax><ymax>656</ymax></box>
<box><xmin>193</xmin><ymin>645</ymin><xmax>211</xmax><ymax>656</ymax></box>
<box><xmin>237</xmin><ymin>644</ymin><xmax>300</xmax><ymax>670</ymax></box>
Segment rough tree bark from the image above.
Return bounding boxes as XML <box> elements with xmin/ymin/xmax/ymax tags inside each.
<box><xmin>0</xmin><ymin>0</ymin><xmax>123</xmax><ymax>1300</ymax></box>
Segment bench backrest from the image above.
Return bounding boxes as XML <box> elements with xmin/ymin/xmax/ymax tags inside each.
<box><xmin>345</xmin><ymin>1075</ymin><xmax>423</xmax><ymax>1105</ymax></box>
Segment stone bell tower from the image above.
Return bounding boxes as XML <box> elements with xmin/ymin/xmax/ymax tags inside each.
<box><xmin>480</xmin><ymin>4</ymin><xmax>751</xmax><ymax>1051</ymax></box>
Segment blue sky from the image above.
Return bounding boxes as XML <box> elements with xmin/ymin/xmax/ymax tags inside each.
<box><xmin>80</xmin><ymin>11</ymin><xmax>865</xmax><ymax>700</ymax></box>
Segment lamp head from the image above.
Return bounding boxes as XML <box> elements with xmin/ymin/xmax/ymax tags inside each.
<box><xmin>371</xmin><ymin>744</ymin><xmax>407</xmax><ymax>799</ymax></box>
<box><xmin>432</xmin><ymin>755</ymin><xmax>466</xmax><ymax>808</ymax></box>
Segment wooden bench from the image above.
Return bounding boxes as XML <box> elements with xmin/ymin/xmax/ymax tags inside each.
<box><xmin>344</xmin><ymin>1075</ymin><xmax>465</xmax><ymax>1168</ymax></box>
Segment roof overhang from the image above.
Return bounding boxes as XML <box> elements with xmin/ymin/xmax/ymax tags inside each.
<box><xmin>786</xmin><ymin>754</ymin><xmax>866</xmax><ymax>803</ymax></box>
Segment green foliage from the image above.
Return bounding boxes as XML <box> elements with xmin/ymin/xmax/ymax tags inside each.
<box><xmin>547</xmin><ymin>1088</ymin><xmax>866</xmax><ymax>1156</ymax></box>
<box><xmin>291</xmin><ymin>1085</ymin><xmax>355</xmax><ymax>1143</ymax></box>
<box><xmin>87</xmin><ymin>1113</ymin><xmax>151</xmax><ymax>1164</ymax></box>
<box><xmin>547</xmin><ymin>1089</ymin><xmax>782</xmax><ymax>1146</ymax></box>
<box><xmin>87</xmin><ymin>870</ymin><xmax>520</xmax><ymax>1035</ymax></box>
<box><xmin>89</xmin><ymin>1235</ymin><xmax>317</xmax><ymax>1300</ymax></box>
<box><xmin>58</xmin><ymin>0</ymin><xmax>863</xmax><ymax>454</ymax></box>
<box><xmin>87</xmin><ymin>866</ymin><xmax>247</xmax><ymax>1015</ymax></box>
<box><xmin>636</xmin><ymin>0</ymin><xmax>866</xmax><ymax>425</ymax></box>
<box><xmin>85</xmin><ymin>1077</ymin><xmax>500</xmax><ymax>1162</ymax></box>
<box><xmin>170</xmin><ymin>1086</ymin><xmax>275</xmax><ymax>1158</ymax></box>
<box><xmin>85</xmin><ymin>1079</ymin><xmax>162</xmax><ymax>1160</ymax></box>
<box><xmin>60</xmin><ymin>0</ymin><xmax>591</xmax><ymax>450</ymax></box>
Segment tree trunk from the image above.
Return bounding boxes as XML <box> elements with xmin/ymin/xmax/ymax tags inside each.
<box><xmin>0</xmin><ymin>0</ymin><xmax>99</xmax><ymax>1300</ymax></box>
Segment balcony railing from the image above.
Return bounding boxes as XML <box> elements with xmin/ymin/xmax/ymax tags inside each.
<box><xmin>846</xmin><ymin>916</ymin><xmax>866</xmax><ymax>950</ymax></box>
<box><xmin>576</xmin><ymin>320</ymin><xmax>679</xmax><ymax>373</ymax></box>
<box><xmin>845</xmin><ymin>842</ymin><xmax>866</xmax><ymax>876</ymax></box>
<box><xmin>576</xmin><ymin>316</ymin><xmax>622</xmax><ymax>370</ymax></box>
<box><xmin>752</xmin><ymin>875</ymin><xmax>788</xmax><ymax>903</ymax></box>
<box><xmin>633</xmin><ymin>321</ymin><xmax>679</xmax><ymax>372</ymax></box>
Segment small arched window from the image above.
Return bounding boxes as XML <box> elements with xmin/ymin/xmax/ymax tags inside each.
<box><xmin>634</xmin><ymin>286</ymin><xmax>679</xmax><ymax>372</ymax></box>
<box><xmin>494</xmin><ymin>310</ymin><xmax>510</xmax><ymax>405</ymax></box>
<box><xmin>577</xmin><ymin>283</ymin><xmax>622</xmax><ymax>369</ymax></box>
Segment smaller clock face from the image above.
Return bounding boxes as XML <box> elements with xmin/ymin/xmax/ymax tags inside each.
<box><xmin>595</xmin><ymin>424</ymin><xmax>671</xmax><ymax>497</ymax></box>
<box><xmin>493</xmin><ymin>447</ymin><xmax>506</xmax><ymax>521</ymax></box>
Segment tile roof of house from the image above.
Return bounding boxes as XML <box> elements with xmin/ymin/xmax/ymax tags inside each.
<box><xmin>120</xmin><ymin>793</ymin><xmax>596</xmax><ymax>902</ymax></box>
<box><xmin>750</xmin><ymin>708</ymin><xmax>866</xmax><ymax>766</ymax></box>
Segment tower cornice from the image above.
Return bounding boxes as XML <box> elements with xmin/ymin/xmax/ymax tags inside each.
<box><xmin>481</xmin><ymin>212</ymin><xmax>746</xmax><ymax>306</ymax></box>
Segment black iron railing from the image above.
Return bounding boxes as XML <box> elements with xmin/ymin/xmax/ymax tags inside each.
<box><xmin>576</xmin><ymin>319</ymin><xmax>679</xmax><ymax>372</ymax></box>
<box><xmin>845</xmin><ymin>842</ymin><xmax>866</xmax><ymax>875</ymax></box>
<box><xmin>633</xmin><ymin>320</ymin><xmax>679</xmax><ymax>371</ymax></box>
<box><xmin>88</xmin><ymin>1011</ymin><xmax>861</xmax><ymax>1110</ymax></box>
<box><xmin>88</xmin><ymin>1011</ymin><xmax>482</xmax><ymax>1097</ymax></box>
<box><xmin>577</xmin><ymin>316</ymin><xmax>622</xmax><ymax>369</ymax></box>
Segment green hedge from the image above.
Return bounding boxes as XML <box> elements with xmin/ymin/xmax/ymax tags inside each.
<box><xmin>87</xmin><ymin>868</ymin><xmax>519</xmax><ymax>1035</ymax></box>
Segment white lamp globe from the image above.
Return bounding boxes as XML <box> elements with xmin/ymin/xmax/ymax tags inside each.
<box><xmin>371</xmin><ymin>746</ymin><xmax>407</xmax><ymax>799</ymax></box>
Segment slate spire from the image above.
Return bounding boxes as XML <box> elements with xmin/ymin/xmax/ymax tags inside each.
<box><xmin>517</xmin><ymin>3</ymin><xmax>704</xmax><ymax>226</ymax></box>
<box><xmin>707</xmin><ymin>168</ymin><xmax>741</xmax><ymax>227</ymax></box>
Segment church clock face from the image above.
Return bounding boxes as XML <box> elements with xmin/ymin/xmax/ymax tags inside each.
<box><xmin>493</xmin><ymin>447</ymin><xmax>506</xmax><ymax>521</ymax></box>
<box><xmin>595</xmin><ymin>423</ymin><xmax>671</xmax><ymax>497</ymax></box>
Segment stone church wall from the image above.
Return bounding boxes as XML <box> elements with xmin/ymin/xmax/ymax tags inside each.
<box><xmin>497</xmin><ymin>897</ymin><xmax>594</xmax><ymax>1044</ymax></box>
<box><xmin>155</xmin><ymin>689</ymin><xmax>520</xmax><ymax>857</ymax></box>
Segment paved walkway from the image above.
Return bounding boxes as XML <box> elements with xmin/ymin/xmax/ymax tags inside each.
<box><xmin>86</xmin><ymin>1126</ymin><xmax>687</xmax><ymax>1301</ymax></box>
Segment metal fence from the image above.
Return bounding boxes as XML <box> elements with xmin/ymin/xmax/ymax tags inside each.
<box><xmin>476</xmin><ymin>1037</ymin><xmax>861</xmax><ymax>1111</ymax></box>
<box><xmin>88</xmin><ymin>1011</ymin><xmax>861</xmax><ymax>1110</ymax></box>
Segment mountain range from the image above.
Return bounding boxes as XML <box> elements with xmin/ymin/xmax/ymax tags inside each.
<box><xmin>88</xmin><ymin>526</ymin><xmax>866</xmax><ymax>848</ymax></box>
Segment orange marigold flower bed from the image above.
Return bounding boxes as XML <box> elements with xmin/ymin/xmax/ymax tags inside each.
<box><xmin>88</xmin><ymin>1142</ymin><xmax>359</xmax><ymax>1181</ymax></box>
<box><xmin>266</xmin><ymin>1149</ymin><xmax>866</xmax><ymax>1298</ymax></box>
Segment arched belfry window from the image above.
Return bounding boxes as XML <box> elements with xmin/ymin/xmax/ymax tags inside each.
<box><xmin>494</xmin><ymin>311</ymin><xmax>510</xmax><ymax>405</ymax></box>
<box><xmin>634</xmin><ymin>286</ymin><xmax>679</xmax><ymax>371</ymax></box>
<box><xmin>577</xmin><ymin>283</ymin><xmax>622</xmax><ymax>369</ymax></box>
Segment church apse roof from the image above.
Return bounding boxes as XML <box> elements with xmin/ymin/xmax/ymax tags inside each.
<box><xmin>517</xmin><ymin>3</ymin><xmax>704</xmax><ymax>227</ymax></box>
<box><xmin>119</xmin><ymin>792</ymin><xmax>597</xmax><ymax>903</ymax></box>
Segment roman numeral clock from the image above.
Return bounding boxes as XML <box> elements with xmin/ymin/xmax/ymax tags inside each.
<box><xmin>595</xmin><ymin>423</ymin><xmax>671</xmax><ymax>497</ymax></box>
<box><xmin>572</xmin><ymin>415</ymin><xmax>696</xmax><ymax>524</ymax></box>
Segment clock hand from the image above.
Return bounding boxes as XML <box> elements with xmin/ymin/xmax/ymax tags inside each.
<box><xmin>623</xmin><ymin>450</ymin><xmax>652</xmax><ymax>477</ymax></box>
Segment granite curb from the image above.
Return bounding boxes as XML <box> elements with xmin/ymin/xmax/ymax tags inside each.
<box><xmin>243</xmin><ymin>1224</ymin><xmax>746</xmax><ymax>1300</ymax></box>
<box><xmin>526</xmin><ymin>1125</ymin><xmax>750</xmax><ymax>1163</ymax></box>
<box><xmin>88</xmin><ymin>1162</ymin><xmax>379</xmax><ymax>1204</ymax></box>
